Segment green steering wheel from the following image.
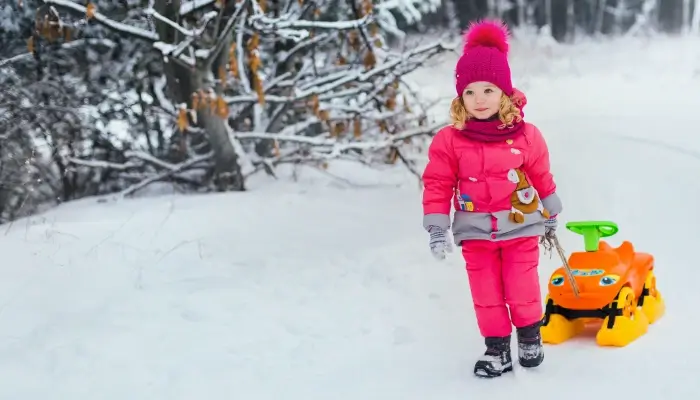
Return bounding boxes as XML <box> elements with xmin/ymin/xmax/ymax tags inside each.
<box><xmin>565</xmin><ymin>221</ymin><xmax>619</xmax><ymax>252</ymax></box>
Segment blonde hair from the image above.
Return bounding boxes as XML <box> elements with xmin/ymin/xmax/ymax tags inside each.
<box><xmin>450</xmin><ymin>93</ymin><xmax>522</xmax><ymax>130</ymax></box>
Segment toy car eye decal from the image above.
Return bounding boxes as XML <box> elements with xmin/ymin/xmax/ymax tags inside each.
<box><xmin>599</xmin><ymin>274</ymin><xmax>620</xmax><ymax>286</ymax></box>
<box><xmin>551</xmin><ymin>274</ymin><xmax>565</xmax><ymax>286</ymax></box>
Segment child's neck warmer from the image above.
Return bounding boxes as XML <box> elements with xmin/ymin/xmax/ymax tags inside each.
<box><xmin>458</xmin><ymin>114</ymin><xmax>524</xmax><ymax>142</ymax></box>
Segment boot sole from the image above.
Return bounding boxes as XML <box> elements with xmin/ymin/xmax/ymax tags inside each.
<box><xmin>519</xmin><ymin>360</ymin><xmax>543</xmax><ymax>368</ymax></box>
<box><xmin>519</xmin><ymin>354</ymin><xmax>544</xmax><ymax>368</ymax></box>
<box><xmin>474</xmin><ymin>363</ymin><xmax>513</xmax><ymax>378</ymax></box>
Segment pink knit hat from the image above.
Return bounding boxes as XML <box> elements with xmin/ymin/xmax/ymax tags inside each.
<box><xmin>455</xmin><ymin>19</ymin><xmax>513</xmax><ymax>97</ymax></box>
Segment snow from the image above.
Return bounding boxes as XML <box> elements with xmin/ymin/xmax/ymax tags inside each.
<box><xmin>2</xmin><ymin>33</ymin><xmax>700</xmax><ymax>398</ymax></box>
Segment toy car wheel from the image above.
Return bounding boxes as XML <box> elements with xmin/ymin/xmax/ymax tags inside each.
<box><xmin>646</xmin><ymin>272</ymin><xmax>658</xmax><ymax>298</ymax></box>
<box><xmin>596</xmin><ymin>286</ymin><xmax>649</xmax><ymax>347</ymax></box>
<box><xmin>637</xmin><ymin>271</ymin><xmax>659</xmax><ymax>307</ymax></box>
<box><xmin>618</xmin><ymin>287</ymin><xmax>636</xmax><ymax>319</ymax></box>
<box><xmin>639</xmin><ymin>271</ymin><xmax>665</xmax><ymax>324</ymax></box>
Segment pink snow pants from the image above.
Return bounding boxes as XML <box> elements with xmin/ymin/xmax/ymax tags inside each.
<box><xmin>461</xmin><ymin>236</ymin><xmax>542</xmax><ymax>338</ymax></box>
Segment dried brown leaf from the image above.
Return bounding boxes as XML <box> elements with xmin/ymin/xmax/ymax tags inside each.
<box><xmin>86</xmin><ymin>3</ymin><xmax>96</xmax><ymax>19</ymax></box>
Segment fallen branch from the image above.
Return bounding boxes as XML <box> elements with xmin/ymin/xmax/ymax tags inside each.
<box><xmin>116</xmin><ymin>152</ymin><xmax>213</xmax><ymax>198</ymax></box>
<box><xmin>67</xmin><ymin>147</ymin><xmax>216</xmax><ymax>174</ymax></box>
<box><xmin>81</xmin><ymin>152</ymin><xmax>214</xmax><ymax>203</ymax></box>
<box><xmin>393</xmin><ymin>146</ymin><xmax>423</xmax><ymax>183</ymax></box>
<box><xmin>66</xmin><ymin>157</ymin><xmax>140</xmax><ymax>170</ymax></box>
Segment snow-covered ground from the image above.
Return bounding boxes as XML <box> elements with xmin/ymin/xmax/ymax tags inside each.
<box><xmin>2</xmin><ymin>33</ymin><xmax>700</xmax><ymax>399</ymax></box>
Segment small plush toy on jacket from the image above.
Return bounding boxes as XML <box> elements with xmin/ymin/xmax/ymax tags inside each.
<box><xmin>420</xmin><ymin>19</ymin><xmax>563</xmax><ymax>379</ymax></box>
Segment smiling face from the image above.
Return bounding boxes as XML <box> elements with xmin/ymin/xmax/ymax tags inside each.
<box><xmin>461</xmin><ymin>81</ymin><xmax>503</xmax><ymax>119</ymax></box>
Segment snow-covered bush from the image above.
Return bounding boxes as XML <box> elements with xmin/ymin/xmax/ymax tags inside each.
<box><xmin>0</xmin><ymin>0</ymin><xmax>452</xmax><ymax>221</ymax></box>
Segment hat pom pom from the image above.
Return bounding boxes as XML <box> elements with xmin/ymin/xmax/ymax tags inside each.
<box><xmin>463</xmin><ymin>19</ymin><xmax>510</xmax><ymax>54</ymax></box>
<box><xmin>511</xmin><ymin>88</ymin><xmax>526</xmax><ymax>107</ymax></box>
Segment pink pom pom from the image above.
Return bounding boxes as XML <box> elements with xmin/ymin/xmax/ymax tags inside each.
<box><xmin>463</xmin><ymin>19</ymin><xmax>510</xmax><ymax>54</ymax></box>
<box><xmin>511</xmin><ymin>88</ymin><xmax>526</xmax><ymax>107</ymax></box>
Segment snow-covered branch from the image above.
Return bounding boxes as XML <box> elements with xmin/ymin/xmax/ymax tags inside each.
<box><xmin>0</xmin><ymin>38</ymin><xmax>115</xmax><ymax>68</ymax></box>
<box><xmin>250</xmin><ymin>12</ymin><xmax>372</xmax><ymax>32</ymax></box>
<box><xmin>144</xmin><ymin>7</ymin><xmax>196</xmax><ymax>37</ymax></box>
<box><xmin>223</xmin><ymin>39</ymin><xmax>450</xmax><ymax>106</ymax></box>
<box><xmin>67</xmin><ymin>158</ymin><xmax>140</xmax><ymax>171</ymax></box>
<box><xmin>43</xmin><ymin>0</ymin><xmax>158</xmax><ymax>42</ymax></box>
<box><xmin>41</xmin><ymin>0</ymin><xmax>196</xmax><ymax>67</ymax></box>
<box><xmin>232</xmin><ymin>120</ymin><xmax>446</xmax><ymax>150</ymax></box>
<box><xmin>116</xmin><ymin>152</ymin><xmax>213</xmax><ymax>198</ymax></box>
<box><xmin>68</xmin><ymin>149</ymin><xmax>214</xmax><ymax>198</ymax></box>
<box><xmin>237</xmin><ymin>118</ymin><xmax>446</xmax><ymax>180</ymax></box>
<box><xmin>180</xmin><ymin>0</ymin><xmax>216</xmax><ymax>17</ymax></box>
<box><xmin>203</xmin><ymin>0</ymin><xmax>248</xmax><ymax>65</ymax></box>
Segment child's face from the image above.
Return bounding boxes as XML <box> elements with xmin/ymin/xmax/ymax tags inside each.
<box><xmin>462</xmin><ymin>81</ymin><xmax>502</xmax><ymax>119</ymax></box>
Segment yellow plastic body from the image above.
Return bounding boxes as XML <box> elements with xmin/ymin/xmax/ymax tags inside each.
<box><xmin>595</xmin><ymin>287</ymin><xmax>649</xmax><ymax>347</ymax></box>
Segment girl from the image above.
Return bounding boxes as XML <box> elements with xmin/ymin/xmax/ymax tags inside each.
<box><xmin>421</xmin><ymin>20</ymin><xmax>563</xmax><ymax>378</ymax></box>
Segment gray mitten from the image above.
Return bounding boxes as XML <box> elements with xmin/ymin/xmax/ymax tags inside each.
<box><xmin>544</xmin><ymin>215</ymin><xmax>558</xmax><ymax>237</ymax></box>
<box><xmin>428</xmin><ymin>225</ymin><xmax>453</xmax><ymax>260</ymax></box>
<box><xmin>540</xmin><ymin>215</ymin><xmax>558</xmax><ymax>253</ymax></box>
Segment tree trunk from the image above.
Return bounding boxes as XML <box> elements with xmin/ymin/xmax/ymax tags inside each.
<box><xmin>516</xmin><ymin>0</ymin><xmax>526</xmax><ymax>26</ymax></box>
<box><xmin>690</xmin><ymin>0</ymin><xmax>700</xmax><ymax>34</ymax></box>
<box><xmin>154</xmin><ymin>0</ymin><xmax>244</xmax><ymax>191</ymax></box>
<box><xmin>594</xmin><ymin>0</ymin><xmax>606</xmax><ymax>34</ymax></box>
<box><xmin>566</xmin><ymin>0</ymin><xmax>575</xmax><ymax>41</ymax></box>
<box><xmin>545</xmin><ymin>0</ymin><xmax>552</xmax><ymax>30</ymax></box>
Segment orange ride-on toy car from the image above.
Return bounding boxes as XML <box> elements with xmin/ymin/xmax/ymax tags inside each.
<box><xmin>540</xmin><ymin>221</ymin><xmax>665</xmax><ymax>347</ymax></box>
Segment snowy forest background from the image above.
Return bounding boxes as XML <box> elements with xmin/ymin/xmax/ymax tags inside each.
<box><xmin>0</xmin><ymin>0</ymin><xmax>696</xmax><ymax>223</ymax></box>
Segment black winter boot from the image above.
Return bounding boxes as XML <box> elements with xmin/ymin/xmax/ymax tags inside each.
<box><xmin>473</xmin><ymin>336</ymin><xmax>513</xmax><ymax>378</ymax></box>
<box><xmin>516</xmin><ymin>321</ymin><xmax>544</xmax><ymax>368</ymax></box>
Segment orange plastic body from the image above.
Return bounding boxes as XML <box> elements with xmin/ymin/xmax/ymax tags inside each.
<box><xmin>547</xmin><ymin>240</ymin><xmax>654</xmax><ymax>310</ymax></box>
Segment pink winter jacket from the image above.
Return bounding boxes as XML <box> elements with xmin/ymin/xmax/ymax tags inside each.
<box><xmin>422</xmin><ymin>122</ymin><xmax>562</xmax><ymax>244</ymax></box>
